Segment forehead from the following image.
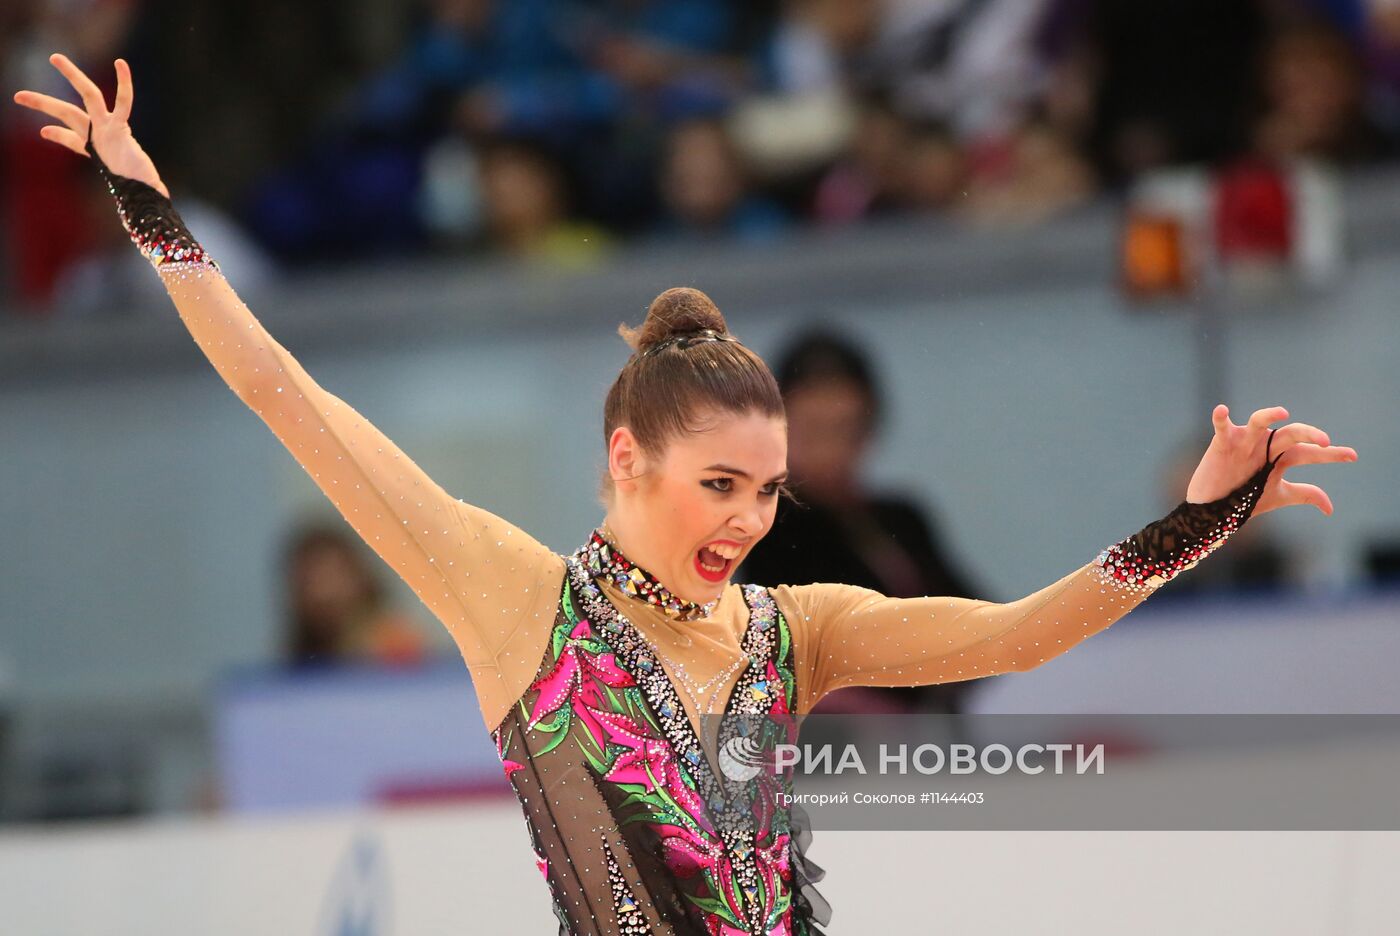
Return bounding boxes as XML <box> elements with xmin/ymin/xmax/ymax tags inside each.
<box><xmin>662</xmin><ymin>410</ymin><xmax>787</xmax><ymax>471</ymax></box>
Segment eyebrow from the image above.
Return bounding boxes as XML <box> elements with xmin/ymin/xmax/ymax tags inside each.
<box><xmin>705</xmin><ymin>464</ymin><xmax>789</xmax><ymax>482</ymax></box>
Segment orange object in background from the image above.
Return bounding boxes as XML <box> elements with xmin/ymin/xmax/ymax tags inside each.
<box><xmin>1121</xmin><ymin>212</ymin><xmax>1192</xmax><ymax>298</ymax></box>
<box><xmin>362</xmin><ymin>610</ymin><xmax>429</xmax><ymax>667</ymax></box>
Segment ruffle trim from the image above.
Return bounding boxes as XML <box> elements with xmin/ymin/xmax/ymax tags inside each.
<box><xmin>789</xmin><ymin>801</ymin><xmax>832</xmax><ymax>934</ymax></box>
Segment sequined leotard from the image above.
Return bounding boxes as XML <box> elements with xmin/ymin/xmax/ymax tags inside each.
<box><xmin>93</xmin><ymin>153</ymin><xmax>1277</xmax><ymax>934</ymax></box>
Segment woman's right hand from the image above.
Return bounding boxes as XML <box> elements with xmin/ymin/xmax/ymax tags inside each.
<box><xmin>12</xmin><ymin>53</ymin><xmax>168</xmax><ymax>198</ymax></box>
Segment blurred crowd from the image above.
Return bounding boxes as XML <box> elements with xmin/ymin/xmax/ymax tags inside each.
<box><xmin>6</xmin><ymin>0</ymin><xmax>1400</xmax><ymax>312</ymax></box>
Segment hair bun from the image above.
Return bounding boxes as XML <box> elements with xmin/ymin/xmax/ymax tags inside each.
<box><xmin>619</xmin><ymin>287</ymin><xmax>729</xmax><ymax>353</ymax></box>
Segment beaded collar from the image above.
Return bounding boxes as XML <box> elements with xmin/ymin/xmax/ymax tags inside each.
<box><xmin>580</xmin><ymin>527</ymin><xmax>720</xmax><ymax>622</ymax></box>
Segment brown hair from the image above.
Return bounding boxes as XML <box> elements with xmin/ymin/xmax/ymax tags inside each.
<box><xmin>602</xmin><ymin>287</ymin><xmax>785</xmax><ymax>493</ymax></box>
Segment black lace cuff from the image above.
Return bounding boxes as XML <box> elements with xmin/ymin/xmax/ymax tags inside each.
<box><xmin>85</xmin><ymin>133</ymin><xmax>215</xmax><ymax>270</ymax></box>
<box><xmin>1093</xmin><ymin>444</ymin><xmax>1281</xmax><ymax>594</ymax></box>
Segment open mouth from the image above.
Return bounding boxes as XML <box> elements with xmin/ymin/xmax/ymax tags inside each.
<box><xmin>694</xmin><ymin>542</ymin><xmax>742</xmax><ymax>583</ymax></box>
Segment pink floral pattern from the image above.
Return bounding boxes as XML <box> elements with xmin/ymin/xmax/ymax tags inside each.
<box><xmin>494</xmin><ymin>567</ymin><xmax>814</xmax><ymax>935</ymax></box>
<box><xmin>526</xmin><ymin>615</ymin><xmax>636</xmax><ymax>753</ymax></box>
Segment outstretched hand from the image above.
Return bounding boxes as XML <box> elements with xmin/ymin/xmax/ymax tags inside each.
<box><xmin>12</xmin><ymin>53</ymin><xmax>167</xmax><ymax>198</ymax></box>
<box><xmin>1186</xmin><ymin>404</ymin><xmax>1357</xmax><ymax>516</ymax></box>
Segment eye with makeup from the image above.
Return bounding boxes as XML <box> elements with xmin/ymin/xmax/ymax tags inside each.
<box><xmin>702</xmin><ymin>477</ymin><xmax>784</xmax><ymax>496</ymax></box>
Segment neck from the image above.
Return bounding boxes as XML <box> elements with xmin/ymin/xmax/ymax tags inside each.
<box><xmin>601</xmin><ymin>509</ymin><xmax>653</xmax><ymax>575</ymax></box>
<box><xmin>599</xmin><ymin>509</ymin><xmax>718</xmax><ymax>611</ymax></box>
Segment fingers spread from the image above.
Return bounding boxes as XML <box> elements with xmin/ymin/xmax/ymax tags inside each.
<box><xmin>1248</xmin><ymin>405</ymin><xmax>1289</xmax><ymax>430</ymax></box>
<box><xmin>113</xmin><ymin>58</ymin><xmax>133</xmax><ymax>123</ymax></box>
<box><xmin>49</xmin><ymin>52</ymin><xmax>107</xmax><ymax>116</ymax></box>
<box><xmin>1281</xmin><ymin>479</ymin><xmax>1333</xmax><ymax>516</ymax></box>
<box><xmin>13</xmin><ymin>90</ymin><xmax>89</xmax><ymax>132</ymax></box>
<box><xmin>1271</xmin><ymin>422</ymin><xmax>1330</xmax><ymax>451</ymax></box>
<box><xmin>39</xmin><ymin>124</ymin><xmax>87</xmax><ymax>155</ymax></box>
<box><xmin>1279</xmin><ymin>443</ymin><xmax>1358</xmax><ymax>467</ymax></box>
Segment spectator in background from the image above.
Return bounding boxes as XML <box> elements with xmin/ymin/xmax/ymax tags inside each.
<box><xmin>1</xmin><ymin>0</ymin><xmax>137</xmax><ymax>310</ymax></box>
<box><xmin>245</xmin><ymin>0</ymin><xmax>599</xmax><ymax>261</ymax></box>
<box><xmin>477</xmin><ymin>136</ymin><xmax>610</xmax><ymax>264</ymax></box>
<box><xmin>576</xmin><ymin>0</ymin><xmax>751</xmax><ymax>124</ymax></box>
<box><xmin>811</xmin><ymin>107</ymin><xmax>966</xmax><ymax>222</ymax></box>
<box><xmin>766</xmin><ymin>0</ymin><xmax>1093</xmax><ymax>225</ymax></box>
<box><xmin>809</xmin><ymin>102</ymin><xmax>913</xmax><ymax>223</ymax></box>
<box><xmin>559</xmin><ymin>0</ymin><xmax>756</xmax><ymax>232</ymax></box>
<box><xmin>1362</xmin><ymin>0</ymin><xmax>1400</xmax><ymax>136</ymax></box>
<box><xmin>656</xmin><ymin>117</ymin><xmax>787</xmax><ymax>242</ymax></box>
<box><xmin>897</xmin><ymin>121</ymin><xmax>968</xmax><ymax>211</ymax></box>
<box><xmin>1253</xmin><ymin>21</ymin><xmax>1386</xmax><ymax>163</ymax></box>
<box><xmin>282</xmin><ymin>523</ymin><xmax>430</xmax><ymax>668</ymax></box>
<box><xmin>1076</xmin><ymin>0</ymin><xmax>1268</xmax><ymax>185</ymax></box>
<box><xmin>766</xmin><ymin>0</ymin><xmax>1055</xmax><ymax>144</ymax></box>
<box><xmin>958</xmin><ymin>117</ymin><xmax>1095</xmax><ymax>225</ymax></box>
<box><xmin>947</xmin><ymin>0</ymin><xmax>1097</xmax><ymax>226</ymax></box>
<box><xmin>739</xmin><ymin>329</ymin><xmax>986</xmax><ymax>715</ymax></box>
<box><xmin>420</xmin><ymin>0</ymin><xmax>616</xmax><ymax>143</ymax></box>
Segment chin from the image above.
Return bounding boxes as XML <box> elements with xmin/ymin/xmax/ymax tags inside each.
<box><xmin>686</xmin><ymin>580</ymin><xmax>726</xmax><ymax>603</ymax></box>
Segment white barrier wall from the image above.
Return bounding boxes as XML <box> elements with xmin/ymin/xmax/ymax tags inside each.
<box><xmin>3</xmin><ymin>797</ymin><xmax>1398</xmax><ymax>934</ymax></box>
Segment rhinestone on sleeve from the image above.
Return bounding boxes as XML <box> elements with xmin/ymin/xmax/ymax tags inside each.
<box><xmin>85</xmin><ymin>132</ymin><xmax>216</xmax><ymax>271</ymax></box>
<box><xmin>1092</xmin><ymin>453</ymin><xmax>1279</xmax><ymax>594</ymax></box>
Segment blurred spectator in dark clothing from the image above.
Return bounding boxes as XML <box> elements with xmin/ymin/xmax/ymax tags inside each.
<box><xmin>1363</xmin><ymin>537</ymin><xmax>1400</xmax><ymax>586</ymax></box>
<box><xmin>393</xmin><ymin>0</ymin><xmax>614</xmax><ymax>143</ymax></box>
<box><xmin>243</xmin><ymin>0</ymin><xmax>593</xmax><ymax>260</ymax></box>
<box><xmin>581</xmin><ymin>0</ymin><xmax>746</xmax><ymax>118</ymax></box>
<box><xmin>740</xmin><ymin>329</ymin><xmax>987</xmax><ymax>715</ymax></box>
<box><xmin>1073</xmin><ymin>0</ymin><xmax>1268</xmax><ymax>185</ymax></box>
<box><xmin>130</xmin><ymin>0</ymin><xmax>378</xmax><ymax>211</ymax></box>
<box><xmin>656</xmin><ymin>117</ymin><xmax>787</xmax><ymax>242</ymax></box>
<box><xmin>282</xmin><ymin>523</ymin><xmax>430</xmax><ymax>668</ymax></box>
<box><xmin>548</xmin><ymin>0</ymin><xmax>759</xmax><ymax>233</ymax></box>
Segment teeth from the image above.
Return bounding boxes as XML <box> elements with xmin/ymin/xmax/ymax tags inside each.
<box><xmin>707</xmin><ymin>543</ymin><xmax>742</xmax><ymax>560</ymax></box>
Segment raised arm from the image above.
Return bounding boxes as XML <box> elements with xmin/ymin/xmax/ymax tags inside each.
<box><xmin>15</xmin><ymin>56</ymin><xmax>564</xmax><ymax>727</ymax></box>
<box><xmin>776</xmin><ymin>407</ymin><xmax>1357</xmax><ymax>715</ymax></box>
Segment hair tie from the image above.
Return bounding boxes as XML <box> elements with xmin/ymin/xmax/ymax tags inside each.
<box><xmin>640</xmin><ymin>329</ymin><xmax>736</xmax><ymax>359</ymax></box>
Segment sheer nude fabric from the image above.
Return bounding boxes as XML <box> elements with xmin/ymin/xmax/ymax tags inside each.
<box><xmin>156</xmin><ymin>264</ymin><xmax>1154</xmax><ymax>735</ymax></box>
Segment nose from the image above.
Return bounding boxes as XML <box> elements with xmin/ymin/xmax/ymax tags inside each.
<box><xmin>729</xmin><ymin>504</ymin><xmax>764</xmax><ymax>539</ymax></box>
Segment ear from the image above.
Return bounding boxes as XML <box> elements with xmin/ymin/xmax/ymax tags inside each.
<box><xmin>608</xmin><ymin>426</ymin><xmax>647</xmax><ymax>490</ymax></box>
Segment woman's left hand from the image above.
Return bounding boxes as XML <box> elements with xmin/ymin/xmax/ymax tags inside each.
<box><xmin>1185</xmin><ymin>404</ymin><xmax>1357</xmax><ymax>516</ymax></box>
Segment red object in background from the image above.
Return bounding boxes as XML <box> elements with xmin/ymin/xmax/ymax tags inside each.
<box><xmin>963</xmin><ymin>132</ymin><xmax>1018</xmax><ymax>185</ymax></box>
<box><xmin>2</xmin><ymin>130</ymin><xmax>97</xmax><ymax>311</ymax></box>
<box><xmin>375</xmin><ymin>777</ymin><xmax>512</xmax><ymax>807</ymax></box>
<box><xmin>1214</xmin><ymin>158</ymin><xmax>1293</xmax><ymax>263</ymax></box>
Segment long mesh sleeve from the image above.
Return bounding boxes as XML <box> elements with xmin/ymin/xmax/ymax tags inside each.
<box><xmin>91</xmin><ymin>149</ymin><xmax>564</xmax><ymax>730</ymax></box>
<box><xmin>778</xmin><ymin>456</ymin><xmax>1279</xmax><ymax>714</ymax></box>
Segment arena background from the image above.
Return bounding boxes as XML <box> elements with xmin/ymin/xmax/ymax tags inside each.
<box><xmin>2</xmin><ymin>1</ymin><xmax>1398</xmax><ymax>932</ymax></box>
